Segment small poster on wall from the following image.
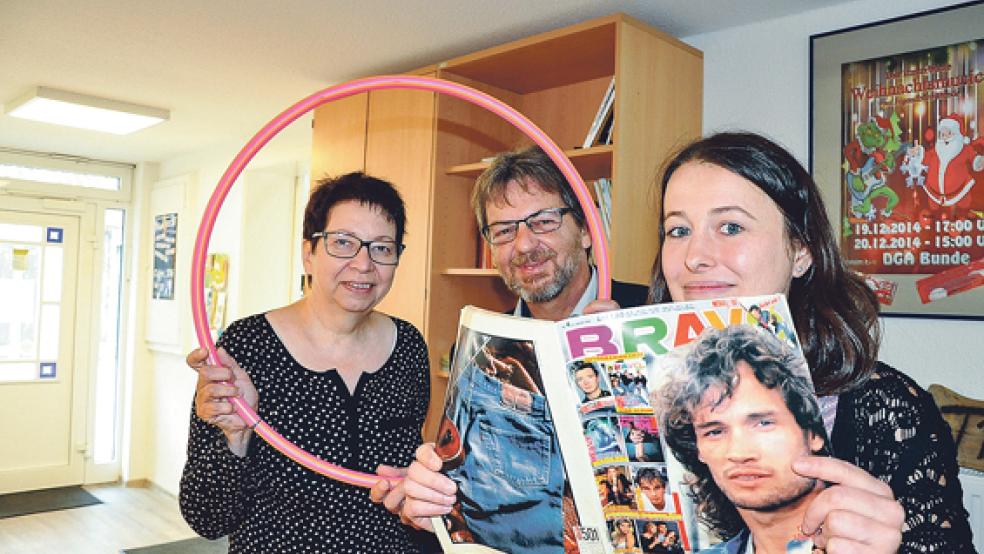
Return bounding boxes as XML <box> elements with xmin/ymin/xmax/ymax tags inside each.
<box><xmin>153</xmin><ymin>212</ymin><xmax>178</xmax><ymax>300</ymax></box>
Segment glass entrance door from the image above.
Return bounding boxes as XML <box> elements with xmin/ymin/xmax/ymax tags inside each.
<box><xmin>0</xmin><ymin>209</ymin><xmax>83</xmax><ymax>493</ymax></box>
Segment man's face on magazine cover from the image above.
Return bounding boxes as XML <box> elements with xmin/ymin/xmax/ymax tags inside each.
<box><xmin>575</xmin><ymin>366</ymin><xmax>601</xmax><ymax>397</ymax></box>
<box><xmin>693</xmin><ymin>361</ymin><xmax>824</xmax><ymax>512</ymax></box>
<box><xmin>639</xmin><ymin>476</ymin><xmax>667</xmax><ymax>510</ymax></box>
<box><xmin>485</xmin><ymin>179</ymin><xmax>591</xmax><ymax>303</ymax></box>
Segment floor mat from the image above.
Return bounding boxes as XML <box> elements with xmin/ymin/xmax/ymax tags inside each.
<box><xmin>0</xmin><ymin>485</ymin><xmax>102</xmax><ymax>519</ymax></box>
<box><xmin>121</xmin><ymin>536</ymin><xmax>228</xmax><ymax>554</ymax></box>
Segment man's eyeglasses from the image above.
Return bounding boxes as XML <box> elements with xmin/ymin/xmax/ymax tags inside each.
<box><xmin>311</xmin><ymin>231</ymin><xmax>404</xmax><ymax>265</ymax></box>
<box><xmin>481</xmin><ymin>207</ymin><xmax>573</xmax><ymax>245</ymax></box>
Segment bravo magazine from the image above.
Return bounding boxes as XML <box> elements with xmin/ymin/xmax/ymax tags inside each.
<box><xmin>431</xmin><ymin>294</ymin><xmax>820</xmax><ymax>553</ymax></box>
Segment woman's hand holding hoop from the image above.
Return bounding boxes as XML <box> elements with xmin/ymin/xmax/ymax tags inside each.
<box><xmin>191</xmin><ymin>347</ymin><xmax>259</xmax><ymax>456</ymax></box>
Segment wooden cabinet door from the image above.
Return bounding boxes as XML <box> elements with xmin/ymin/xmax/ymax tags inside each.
<box><xmin>310</xmin><ymin>85</ymin><xmax>435</xmax><ymax>330</ymax></box>
<box><xmin>310</xmin><ymin>93</ymin><xmax>369</xmax><ymax>184</ymax></box>
<box><xmin>365</xmin><ymin>87</ymin><xmax>436</xmax><ymax>329</ymax></box>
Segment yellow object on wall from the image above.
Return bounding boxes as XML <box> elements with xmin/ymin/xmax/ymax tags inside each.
<box><xmin>205</xmin><ymin>253</ymin><xmax>229</xmax><ymax>337</ymax></box>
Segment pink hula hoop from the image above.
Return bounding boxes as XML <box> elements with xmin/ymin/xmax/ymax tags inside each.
<box><xmin>191</xmin><ymin>75</ymin><xmax>612</xmax><ymax>488</ymax></box>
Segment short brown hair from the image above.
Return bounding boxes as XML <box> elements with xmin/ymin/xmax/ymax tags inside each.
<box><xmin>303</xmin><ymin>172</ymin><xmax>407</xmax><ymax>245</ymax></box>
<box><xmin>471</xmin><ymin>146</ymin><xmax>585</xmax><ymax>232</ymax></box>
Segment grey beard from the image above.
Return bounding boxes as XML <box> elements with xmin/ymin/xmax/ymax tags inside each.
<box><xmin>509</xmin><ymin>251</ymin><xmax>579</xmax><ymax>303</ymax></box>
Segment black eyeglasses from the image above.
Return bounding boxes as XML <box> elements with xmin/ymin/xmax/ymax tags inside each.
<box><xmin>311</xmin><ymin>231</ymin><xmax>405</xmax><ymax>265</ymax></box>
<box><xmin>481</xmin><ymin>207</ymin><xmax>574</xmax><ymax>245</ymax></box>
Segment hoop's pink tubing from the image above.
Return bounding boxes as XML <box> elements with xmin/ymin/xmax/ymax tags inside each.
<box><xmin>191</xmin><ymin>75</ymin><xmax>612</xmax><ymax>489</ymax></box>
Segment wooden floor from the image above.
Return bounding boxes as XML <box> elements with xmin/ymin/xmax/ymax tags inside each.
<box><xmin>0</xmin><ymin>483</ymin><xmax>199</xmax><ymax>554</ymax></box>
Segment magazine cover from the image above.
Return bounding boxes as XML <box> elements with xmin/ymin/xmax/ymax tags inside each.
<box><xmin>432</xmin><ymin>294</ymin><xmax>821</xmax><ymax>553</ymax></box>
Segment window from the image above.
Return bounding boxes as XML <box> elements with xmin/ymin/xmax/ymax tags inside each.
<box><xmin>0</xmin><ymin>163</ymin><xmax>121</xmax><ymax>191</ymax></box>
<box><xmin>0</xmin><ymin>147</ymin><xmax>132</xmax><ymax>201</ymax></box>
<box><xmin>92</xmin><ymin>208</ymin><xmax>125</xmax><ymax>463</ymax></box>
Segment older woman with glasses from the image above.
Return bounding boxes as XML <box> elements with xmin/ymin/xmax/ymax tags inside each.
<box><xmin>179</xmin><ymin>172</ymin><xmax>437</xmax><ymax>553</ymax></box>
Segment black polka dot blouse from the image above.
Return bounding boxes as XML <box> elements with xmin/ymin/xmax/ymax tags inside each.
<box><xmin>179</xmin><ymin>314</ymin><xmax>439</xmax><ymax>553</ymax></box>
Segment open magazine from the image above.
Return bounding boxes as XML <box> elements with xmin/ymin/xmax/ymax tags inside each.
<box><xmin>432</xmin><ymin>294</ymin><xmax>818</xmax><ymax>553</ymax></box>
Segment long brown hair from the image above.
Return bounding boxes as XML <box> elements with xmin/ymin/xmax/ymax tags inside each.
<box><xmin>649</xmin><ymin>132</ymin><xmax>880</xmax><ymax>395</ymax></box>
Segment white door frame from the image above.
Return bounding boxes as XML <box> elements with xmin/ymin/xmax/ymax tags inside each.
<box><xmin>0</xmin><ymin>150</ymin><xmax>134</xmax><ymax>490</ymax></box>
<box><xmin>0</xmin><ymin>193</ymin><xmax>130</xmax><ymax>488</ymax></box>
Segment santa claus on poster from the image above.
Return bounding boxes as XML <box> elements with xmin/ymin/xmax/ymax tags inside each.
<box><xmin>907</xmin><ymin>116</ymin><xmax>984</xmax><ymax>213</ymax></box>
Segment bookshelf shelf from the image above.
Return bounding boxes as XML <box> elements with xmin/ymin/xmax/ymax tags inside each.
<box><xmin>446</xmin><ymin>145</ymin><xmax>614</xmax><ymax>181</ymax></box>
<box><xmin>442</xmin><ymin>268</ymin><xmax>502</xmax><ymax>276</ymax></box>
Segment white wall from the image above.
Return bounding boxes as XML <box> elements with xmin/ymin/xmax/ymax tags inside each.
<box><xmin>238</xmin><ymin>166</ymin><xmax>299</xmax><ymax>316</ymax></box>
<box><xmin>683</xmin><ymin>0</ymin><xmax>984</xmax><ymax>398</ymax></box>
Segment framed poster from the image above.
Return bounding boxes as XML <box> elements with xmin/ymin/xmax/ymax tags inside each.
<box><xmin>146</xmin><ymin>174</ymin><xmax>192</xmax><ymax>352</ymax></box>
<box><xmin>811</xmin><ymin>1</ymin><xmax>984</xmax><ymax>318</ymax></box>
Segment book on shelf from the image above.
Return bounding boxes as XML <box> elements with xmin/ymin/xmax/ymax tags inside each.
<box><xmin>476</xmin><ymin>236</ymin><xmax>494</xmax><ymax>270</ymax></box>
<box><xmin>582</xmin><ymin>77</ymin><xmax>616</xmax><ymax>149</ymax></box>
<box><xmin>431</xmin><ymin>294</ymin><xmax>819</xmax><ymax>553</ymax></box>
<box><xmin>599</xmin><ymin>108</ymin><xmax>615</xmax><ymax>145</ymax></box>
<box><xmin>592</xmin><ymin>178</ymin><xmax>613</xmax><ymax>241</ymax></box>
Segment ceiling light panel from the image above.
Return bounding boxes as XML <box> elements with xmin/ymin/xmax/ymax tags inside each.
<box><xmin>4</xmin><ymin>87</ymin><xmax>169</xmax><ymax>135</ymax></box>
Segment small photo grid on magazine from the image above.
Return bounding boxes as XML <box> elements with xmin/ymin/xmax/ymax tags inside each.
<box><xmin>609</xmin><ymin>517</ymin><xmax>687</xmax><ymax>554</ymax></box>
<box><xmin>567</xmin><ymin>355</ymin><xmax>690</xmax><ymax>553</ymax></box>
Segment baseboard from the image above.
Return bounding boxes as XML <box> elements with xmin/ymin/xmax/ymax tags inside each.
<box><xmin>149</xmin><ymin>480</ymin><xmax>179</xmax><ymax>499</ymax></box>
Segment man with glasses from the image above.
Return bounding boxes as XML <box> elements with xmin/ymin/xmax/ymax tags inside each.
<box><xmin>373</xmin><ymin>147</ymin><xmax>649</xmax><ymax>549</ymax></box>
<box><xmin>473</xmin><ymin>146</ymin><xmax>648</xmax><ymax>321</ymax></box>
